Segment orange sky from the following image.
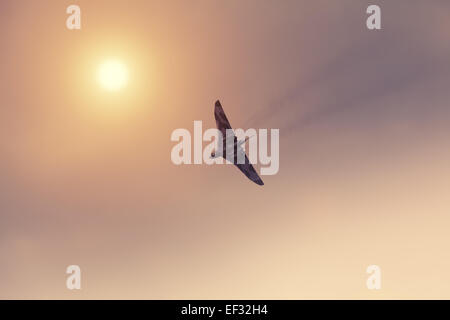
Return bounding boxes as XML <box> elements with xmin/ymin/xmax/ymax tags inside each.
<box><xmin>1</xmin><ymin>0</ymin><xmax>450</xmax><ymax>299</ymax></box>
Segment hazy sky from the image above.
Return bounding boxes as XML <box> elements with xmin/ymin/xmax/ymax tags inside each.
<box><xmin>1</xmin><ymin>0</ymin><xmax>450</xmax><ymax>299</ymax></box>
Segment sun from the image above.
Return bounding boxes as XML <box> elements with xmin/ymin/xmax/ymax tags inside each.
<box><xmin>97</xmin><ymin>59</ymin><xmax>129</xmax><ymax>91</ymax></box>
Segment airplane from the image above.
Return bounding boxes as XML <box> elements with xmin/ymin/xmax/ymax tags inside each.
<box><xmin>210</xmin><ymin>100</ymin><xmax>264</xmax><ymax>186</ymax></box>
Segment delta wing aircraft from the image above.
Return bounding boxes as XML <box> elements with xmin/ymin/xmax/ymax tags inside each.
<box><xmin>211</xmin><ymin>100</ymin><xmax>264</xmax><ymax>186</ymax></box>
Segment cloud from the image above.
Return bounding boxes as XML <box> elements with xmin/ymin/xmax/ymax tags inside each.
<box><xmin>244</xmin><ymin>1</ymin><xmax>450</xmax><ymax>136</ymax></box>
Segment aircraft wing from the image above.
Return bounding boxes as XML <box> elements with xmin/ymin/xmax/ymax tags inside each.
<box><xmin>235</xmin><ymin>147</ymin><xmax>264</xmax><ymax>186</ymax></box>
<box><xmin>214</xmin><ymin>100</ymin><xmax>234</xmax><ymax>137</ymax></box>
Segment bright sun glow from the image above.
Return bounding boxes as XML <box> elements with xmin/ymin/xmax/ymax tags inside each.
<box><xmin>98</xmin><ymin>59</ymin><xmax>129</xmax><ymax>91</ymax></box>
